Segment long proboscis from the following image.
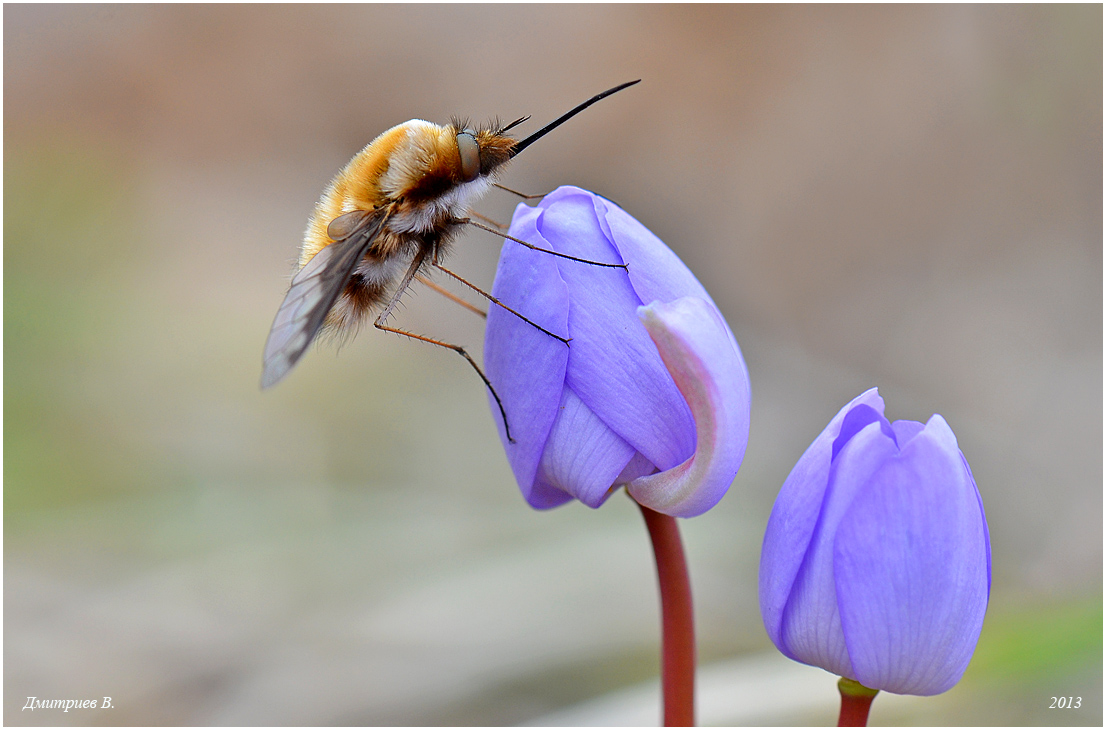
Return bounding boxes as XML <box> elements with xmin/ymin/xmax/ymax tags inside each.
<box><xmin>509</xmin><ymin>80</ymin><xmax>641</xmax><ymax>158</ymax></box>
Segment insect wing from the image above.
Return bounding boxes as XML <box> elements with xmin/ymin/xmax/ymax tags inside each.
<box><xmin>261</xmin><ymin>215</ymin><xmax>385</xmax><ymax>388</ymax></box>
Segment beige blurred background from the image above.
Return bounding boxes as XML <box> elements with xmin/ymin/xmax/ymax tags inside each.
<box><xmin>5</xmin><ymin>4</ymin><xmax>1101</xmax><ymax>726</ymax></box>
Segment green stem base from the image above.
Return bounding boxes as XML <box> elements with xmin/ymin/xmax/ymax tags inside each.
<box><xmin>837</xmin><ymin>677</ymin><xmax>879</xmax><ymax>726</ymax></box>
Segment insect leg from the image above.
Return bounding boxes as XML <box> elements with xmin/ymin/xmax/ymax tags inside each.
<box><xmin>414</xmin><ymin>274</ymin><xmax>487</xmax><ymax>318</ymax></box>
<box><xmin>461</xmin><ymin>218</ymin><xmax>628</xmax><ymax>269</ymax></box>
<box><xmin>374</xmin><ymin>318</ymin><xmax>515</xmax><ymax>444</ymax></box>
<box><xmin>493</xmin><ymin>185</ymin><xmax>628</xmax><ymax>220</ymax></box>
<box><xmin>468</xmin><ymin>210</ymin><xmax>506</xmax><ymax>231</ymax></box>
<box><xmin>429</xmin><ymin>254</ymin><xmax>570</xmax><ymax>345</ymax></box>
<box><xmin>493</xmin><ymin>182</ymin><xmax>545</xmax><ymax>200</ymax></box>
<box><xmin>376</xmin><ymin>250</ymin><xmax>515</xmax><ymax>443</ymax></box>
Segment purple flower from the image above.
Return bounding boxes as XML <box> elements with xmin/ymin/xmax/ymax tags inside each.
<box><xmin>483</xmin><ymin>186</ymin><xmax>750</xmax><ymax>517</ymax></box>
<box><xmin>759</xmin><ymin>389</ymin><xmax>991</xmax><ymax>695</ymax></box>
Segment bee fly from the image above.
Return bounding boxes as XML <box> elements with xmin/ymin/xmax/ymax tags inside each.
<box><xmin>262</xmin><ymin>80</ymin><xmax>640</xmax><ymax>440</ymax></box>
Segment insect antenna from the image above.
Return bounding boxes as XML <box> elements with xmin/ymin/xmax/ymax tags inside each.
<box><xmin>498</xmin><ymin>115</ymin><xmax>531</xmax><ymax>134</ymax></box>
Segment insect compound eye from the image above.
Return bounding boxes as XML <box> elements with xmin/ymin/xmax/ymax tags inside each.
<box><xmin>456</xmin><ymin>131</ymin><xmax>481</xmax><ymax>183</ymax></box>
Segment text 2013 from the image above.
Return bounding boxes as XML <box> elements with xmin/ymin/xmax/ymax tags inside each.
<box><xmin>1050</xmin><ymin>697</ymin><xmax>1081</xmax><ymax>709</ymax></box>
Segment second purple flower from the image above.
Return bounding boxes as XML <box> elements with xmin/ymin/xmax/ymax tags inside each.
<box><xmin>759</xmin><ymin>389</ymin><xmax>991</xmax><ymax>696</ymax></box>
<box><xmin>484</xmin><ymin>186</ymin><xmax>751</xmax><ymax>517</ymax></box>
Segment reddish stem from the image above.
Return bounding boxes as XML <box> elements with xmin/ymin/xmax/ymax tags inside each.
<box><xmin>638</xmin><ymin>501</ymin><xmax>695</xmax><ymax>726</ymax></box>
<box><xmin>837</xmin><ymin>677</ymin><xmax>879</xmax><ymax>726</ymax></box>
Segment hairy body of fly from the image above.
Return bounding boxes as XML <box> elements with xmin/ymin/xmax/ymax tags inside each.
<box><xmin>300</xmin><ymin>120</ymin><xmax>510</xmax><ymax>334</ymax></box>
<box><xmin>262</xmin><ymin>80</ymin><xmax>639</xmax><ymax>396</ymax></box>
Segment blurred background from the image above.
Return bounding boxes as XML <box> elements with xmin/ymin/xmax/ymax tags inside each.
<box><xmin>5</xmin><ymin>4</ymin><xmax>1101</xmax><ymax>726</ymax></box>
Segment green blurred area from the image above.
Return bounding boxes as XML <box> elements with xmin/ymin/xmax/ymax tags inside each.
<box><xmin>4</xmin><ymin>141</ymin><xmax>425</xmax><ymax>523</ymax></box>
<box><xmin>5</xmin><ymin>143</ymin><xmax>169</xmax><ymax>519</ymax></box>
<box><xmin>972</xmin><ymin>596</ymin><xmax>1102</xmax><ymax>685</ymax></box>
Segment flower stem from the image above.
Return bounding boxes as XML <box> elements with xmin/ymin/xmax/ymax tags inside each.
<box><xmin>637</xmin><ymin>501</ymin><xmax>695</xmax><ymax>726</ymax></box>
<box><xmin>837</xmin><ymin>677</ymin><xmax>879</xmax><ymax>726</ymax></box>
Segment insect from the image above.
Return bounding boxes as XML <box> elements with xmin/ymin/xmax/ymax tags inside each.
<box><xmin>261</xmin><ymin>80</ymin><xmax>639</xmax><ymax>440</ymax></box>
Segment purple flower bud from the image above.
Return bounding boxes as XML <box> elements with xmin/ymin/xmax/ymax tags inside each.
<box><xmin>759</xmin><ymin>389</ymin><xmax>991</xmax><ymax>695</ymax></box>
<box><xmin>484</xmin><ymin>186</ymin><xmax>751</xmax><ymax>517</ymax></box>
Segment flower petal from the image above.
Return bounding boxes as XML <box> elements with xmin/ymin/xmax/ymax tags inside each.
<box><xmin>484</xmin><ymin>203</ymin><xmax>571</xmax><ymax>506</ymax></box>
<box><xmin>960</xmin><ymin>452</ymin><xmax>993</xmax><ymax>595</ymax></box>
<box><xmin>832</xmin><ymin>403</ymin><xmax>893</xmax><ymax>460</ymax></box>
<box><xmin>834</xmin><ymin>415</ymin><xmax>991</xmax><ymax>695</ymax></box>
<box><xmin>625</xmin><ymin>297</ymin><xmax>751</xmax><ymax>517</ymax></box>
<box><xmin>585</xmin><ymin>188</ymin><xmax>716</xmax><ymax>310</ymax></box>
<box><xmin>590</xmin><ymin>188</ymin><xmax>752</xmax><ymax>408</ymax></box>
<box><xmin>891</xmin><ymin>419</ymin><xmax>926</xmax><ymax>448</ymax></box>
<box><xmin>776</xmin><ymin>418</ymin><xmax>899</xmax><ymax>678</ymax></box>
<box><xmin>615</xmin><ymin>451</ymin><xmax>657</xmax><ymax>484</ymax></box>
<box><xmin>538</xmin><ymin>387</ymin><xmax>639</xmax><ymax>508</ymax></box>
<box><xmin>536</xmin><ymin>189</ymin><xmax>697</xmax><ymax>471</ymax></box>
<box><xmin>760</xmin><ymin>388</ymin><xmax>885</xmax><ymax>652</ymax></box>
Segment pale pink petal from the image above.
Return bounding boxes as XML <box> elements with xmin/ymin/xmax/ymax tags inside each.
<box><xmin>626</xmin><ymin>297</ymin><xmax>751</xmax><ymax>517</ymax></box>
